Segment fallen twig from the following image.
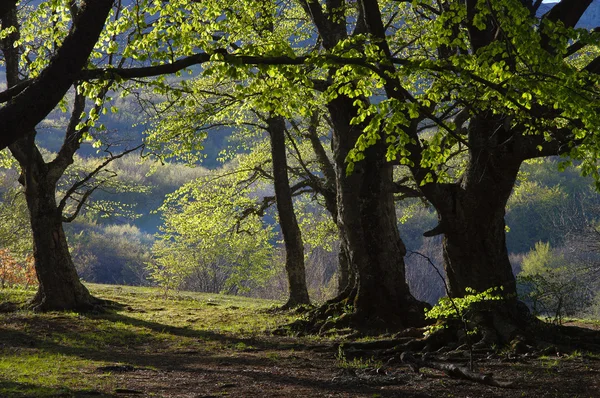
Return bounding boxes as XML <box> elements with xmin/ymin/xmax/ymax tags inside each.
<box><xmin>400</xmin><ymin>352</ymin><xmax>513</xmax><ymax>388</ymax></box>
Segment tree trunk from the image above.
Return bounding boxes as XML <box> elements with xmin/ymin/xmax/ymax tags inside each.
<box><xmin>440</xmin><ymin>178</ymin><xmax>518</xmax><ymax>299</ymax></box>
<box><xmin>305</xmin><ymin>119</ymin><xmax>351</xmax><ymax>296</ymax></box>
<box><xmin>1</xmin><ymin>6</ymin><xmax>99</xmax><ymax>312</ymax></box>
<box><xmin>11</xmin><ymin>139</ymin><xmax>99</xmax><ymax>312</ymax></box>
<box><xmin>294</xmin><ymin>0</ymin><xmax>426</xmax><ymax>331</ymax></box>
<box><xmin>328</xmin><ymin>96</ymin><xmax>427</xmax><ymax>328</ymax></box>
<box><xmin>267</xmin><ymin>116</ymin><xmax>311</xmax><ymax>308</ymax></box>
<box><xmin>28</xmin><ymin>191</ymin><xmax>98</xmax><ymax>312</ymax></box>
<box><xmin>420</xmin><ymin>117</ymin><xmax>533</xmax><ymax>344</ymax></box>
<box><xmin>336</xmin><ymin>243</ymin><xmax>353</xmax><ymax>297</ymax></box>
<box><xmin>426</xmin><ymin>116</ymin><xmax>521</xmax><ymax>300</ymax></box>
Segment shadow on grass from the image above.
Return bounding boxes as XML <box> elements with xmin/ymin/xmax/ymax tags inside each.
<box><xmin>0</xmin><ymin>310</ymin><xmax>443</xmax><ymax>397</ymax></box>
<box><xmin>0</xmin><ymin>309</ymin><xmax>303</xmax><ymax>369</ymax></box>
<box><xmin>0</xmin><ymin>379</ymin><xmax>113</xmax><ymax>397</ymax></box>
<box><xmin>0</xmin><ymin>312</ymin><xmax>448</xmax><ymax>398</ymax></box>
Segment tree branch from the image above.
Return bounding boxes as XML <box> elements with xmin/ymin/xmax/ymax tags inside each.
<box><xmin>0</xmin><ymin>0</ymin><xmax>114</xmax><ymax>150</ymax></box>
<box><xmin>58</xmin><ymin>144</ymin><xmax>143</xmax><ymax>217</ymax></box>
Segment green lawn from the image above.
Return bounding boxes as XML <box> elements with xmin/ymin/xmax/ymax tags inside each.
<box><xmin>0</xmin><ymin>284</ymin><xmax>294</xmax><ymax>397</ymax></box>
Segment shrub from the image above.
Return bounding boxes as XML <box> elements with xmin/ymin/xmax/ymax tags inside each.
<box><xmin>0</xmin><ymin>249</ymin><xmax>36</xmax><ymax>288</ymax></box>
<box><xmin>517</xmin><ymin>242</ymin><xmax>593</xmax><ymax>323</ymax></box>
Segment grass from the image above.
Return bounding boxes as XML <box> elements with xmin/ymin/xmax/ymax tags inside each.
<box><xmin>335</xmin><ymin>345</ymin><xmax>383</xmax><ymax>370</ymax></box>
<box><xmin>5</xmin><ymin>285</ymin><xmax>599</xmax><ymax>397</ymax></box>
<box><xmin>0</xmin><ymin>283</ymin><xmax>295</xmax><ymax>397</ymax></box>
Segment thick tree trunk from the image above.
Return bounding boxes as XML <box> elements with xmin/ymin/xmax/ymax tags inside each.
<box><xmin>328</xmin><ymin>96</ymin><xmax>427</xmax><ymax>328</ymax></box>
<box><xmin>1</xmin><ymin>6</ymin><xmax>99</xmax><ymax>312</ymax></box>
<box><xmin>11</xmin><ymin>139</ymin><xmax>99</xmax><ymax>312</ymax></box>
<box><xmin>421</xmin><ymin>117</ymin><xmax>533</xmax><ymax>344</ymax></box>
<box><xmin>267</xmin><ymin>117</ymin><xmax>311</xmax><ymax>308</ymax></box>
<box><xmin>294</xmin><ymin>0</ymin><xmax>426</xmax><ymax>331</ymax></box>
<box><xmin>441</xmin><ymin>182</ymin><xmax>518</xmax><ymax>299</ymax></box>
<box><xmin>28</xmin><ymin>191</ymin><xmax>98</xmax><ymax>312</ymax></box>
<box><xmin>426</xmin><ymin>117</ymin><xmax>521</xmax><ymax>300</ymax></box>
<box><xmin>336</xmin><ymin>243</ymin><xmax>353</xmax><ymax>296</ymax></box>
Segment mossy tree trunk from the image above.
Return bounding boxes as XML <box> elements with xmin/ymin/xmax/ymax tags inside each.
<box><xmin>267</xmin><ymin>116</ymin><xmax>311</xmax><ymax>308</ymax></box>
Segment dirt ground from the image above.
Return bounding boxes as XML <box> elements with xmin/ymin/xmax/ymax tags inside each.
<box><xmin>97</xmin><ymin>329</ymin><xmax>600</xmax><ymax>398</ymax></box>
<box><xmin>4</xmin><ymin>286</ymin><xmax>600</xmax><ymax>398</ymax></box>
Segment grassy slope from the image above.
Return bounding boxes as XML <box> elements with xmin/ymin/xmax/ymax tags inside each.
<box><xmin>3</xmin><ymin>284</ymin><xmax>600</xmax><ymax>398</ymax></box>
<box><xmin>0</xmin><ymin>284</ymin><xmax>294</xmax><ymax>397</ymax></box>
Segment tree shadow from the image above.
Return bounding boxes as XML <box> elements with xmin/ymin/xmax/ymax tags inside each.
<box><xmin>0</xmin><ymin>309</ymin><xmax>445</xmax><ymax>397</ymax></box>
<box><xmin>0</xmin><ymin>321</ymin><xmax>435</xmax><ymax>397</ymax></box>
<box><xmin>0</xmin><ymin>309</ymin><xmax>313</xmax><ymax>369</ymax></box>
<box><xmin>0</xmin><ymin>379</ymin><xmax>114</xmax><ymax>397</ymax></box>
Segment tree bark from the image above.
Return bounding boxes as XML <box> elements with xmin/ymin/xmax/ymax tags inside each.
<box><xmin>296</xmin><ymin>0</ymin><xmax>426</xmax><ymax>329</ymax></box>
<box><xmin>305</xmin><ymin>122</ymin><xmax>352</xmax><ymax>296</ymax></box>
<box><xmin>336</xmin><ymin>243</ymin><xmax>353</xmax><ymax>297</ymax></box>
<box><xmin>10</xmin><ymin>138</ymin><xmax>99</xmax><ymax>312</ymax></box>
<box><xmin>434</xmin><ymin>168</ymin><xmax>519</xmax><ymax>298</ymax></box>
<box><xmin>328</xmin><ymin>96</ymin><xmax>427</xmax><ymax>328</ymax></box>
<box><xmin>2</xmin><ymin>2</ymin><xmax>100</xmax><ymax>311</ymax></box>
<box><xmin>357</xmin><ymin>0</ymin><xmax>520</xmax><ymax>304</ymax></box>
<box><xmin>417</xmin><ymin>116</ymin><xmax>533</xmax><ymax>343</ymax></box>
<box><xmin>267</xmin><ymin>117</ymin><xmax>311</xmax><ymax>308</ymax></box>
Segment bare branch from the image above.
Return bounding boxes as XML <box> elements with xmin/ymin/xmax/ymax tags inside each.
<box><xmin>58</xmin><ymin>144</ymin><xmax>144</xmax><ymax>217</ymax></box>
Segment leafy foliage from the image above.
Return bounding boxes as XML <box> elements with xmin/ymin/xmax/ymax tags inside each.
<box><xmin>149</xmin><ymin>163</ymin><xmax>277</xmax><ymax>295</ymax></box>
<box><xmin>0</xmin><ymin>249</ymin><xmax>36</xmax><ymax>289</ymax></box>
<box><xmin>0</xmin><ymin>174</ymin><xmax>31</xmax><ymax>261</ymax></box>
<box><xmin>424</xmin><ymin>287</ymin><xmax>505</xmax><ymax>333</ymax></box>
<box><xmin>518</xmin><ymin>242</ymin><xmax>594</xmax><ymax>323</ymax></box>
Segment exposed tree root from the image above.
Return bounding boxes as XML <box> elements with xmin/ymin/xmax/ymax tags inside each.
<box><xmin>278</xmin><ymin>300</ymin><xmax>314</xmax><ymax>312</ymax></box>
<box><xmin>274</xmin><ymin>286</ymin><xmax>430</xmax><ymax>337</ymax></box>
<box><xmin>274</xmin><ymin>290</ymin><xmax>600</xmax><ymax>391</ymax></box>
<box><xmin>329</xmin><ymin>307</ymin><xmax>600</xmax><ymax>390</ymax></box>
<box><xmin>27</xmin><ymin>293</ymin><xmax>123</xmax><ymax>313</ymax></box>
<box><xmin>399</xmin><ymin>351</ymin><xmax>514</xmax><ymax>388</ymax></box>
<box><xmin>273</xmin><ymin>300</ymin><xmax>348</xmax><ymax>336</ymax></box>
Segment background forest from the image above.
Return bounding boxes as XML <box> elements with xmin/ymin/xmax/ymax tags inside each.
<box><xmin>3</xmin><ymin>78</ymin><xmax>600</xmax><ymax>321</ymax></box>
<box><xmin>0</xmin><ymin>0</ymin><xmax>599</xmax><ymax>323</ymax></box>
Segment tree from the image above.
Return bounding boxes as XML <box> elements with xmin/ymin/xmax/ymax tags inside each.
<box><xmin>129</xmin><ymin>0</ymin><xmax>429</xmax><ymax>328</ymax></box>
<box><xmin>266</xmin><ymin>116</ymin><xmax>311</xmax><ymax>308</ymax></box>
<box><xmin>518</xmin><ymin>242</ymin><xmax>594</xmax><ymax>323</ymax></box>
<box><xmin>342</xmin><ymin>0</ymin><xmax>600</xmax><ymax>340</ymax></box>
<box><xmin>0</xmin><ymin>175</ymin><xmax>34</xmax><ymax>289</ymax></box>
<box><xmin>144</xmin><ymin>74</ymin><xmax>326</xmax><ymax>306</ymax></box>
<box><xmin>289</xmin><ymin>0</ymin><xmax>428</xmax><ymax>329</ymax></box>
<box><xmin>149</xmin><ymin>161</ymin><xmax>277</xmax><ymax>296</ymax></box>
<box><xmin>1</xmin><ymin>1</ymin><xmax>143</xmax><ymax>310</ymax></box>
<box><xmin>0</xmin><ymin>170</ymin><xmax>31</xmax><ymax>261</ymax></box>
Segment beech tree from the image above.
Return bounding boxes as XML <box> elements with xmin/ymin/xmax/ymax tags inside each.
<box><xmin>0</xmin><ymin>0</ymin><xmax>143</xmax><ymax>310</ymax></box>
<box><xmin>144</xmin><ymin>75</ymin><xmax>331</xmax><ymax>306</ymax></box>
<box><xmin>149</xmin><ymin>164</ymin><xmax>277</xmax><ymax>296</ymax></box>
<box><xmin>344</xmin><ymin>0</ymin><xmax>600</xmax><ymax>339</ymax></box>
<box><xmin>5</xmin><ymin>0</ymin><xmax>596</xmax><ymax>331</ymax></box>
<box><xmin>120</xmin><ymin>0</ymin><xmax>428</xmax><ymax>327</ymax></box>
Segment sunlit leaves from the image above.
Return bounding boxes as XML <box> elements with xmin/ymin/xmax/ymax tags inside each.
<box><xmin>150</xmin><ymin>165</ymin><xmax>277</xmax><ymax>294</ymax></box>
